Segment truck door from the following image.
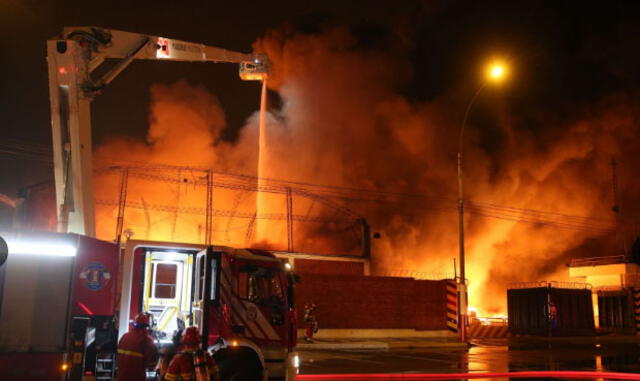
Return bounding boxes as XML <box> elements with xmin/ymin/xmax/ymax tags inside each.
<box><xmin>192</xmin><ymin>248</ymin><xmax>221</xmax><ymax>347</ymax></box>
<box><xmin>236</xmin><ymin>262</ymin><xmax>287</xmax><ymax>343</ymax></box>
<box><xmin>141</xmin><ymin>250</ymin><xmax>194</xmax><ymax>342</ymax></box>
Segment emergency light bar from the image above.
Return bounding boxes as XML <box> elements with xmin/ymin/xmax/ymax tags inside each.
<box><xmin>7</xmin><ymin>241</ymin><xmax>77</xmax><ymax>257</ymax></box>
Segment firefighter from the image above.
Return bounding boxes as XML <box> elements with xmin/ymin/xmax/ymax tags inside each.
<box><xmin>156</xmin><ymin>329</ymin><xmax>183</xmax><ymax>380</ymax></box>
<box><xmin>303</xmin><ymin>303</ymin><xmax>318</xmax><ymax>343</ymax></box>
<box><xmin>549</xmin><ymin>302</ymin><xmax>558</xmax><ymax>330</ymax></box>
<box><xmin>165</xmin><ymin>327</ymin><xmax>219</xmax><ymax>381</ymax></box>
<box><xmin>117</xmin><ymin>312</ymin><xmax>158</xmax><ymax>381</ymax></box>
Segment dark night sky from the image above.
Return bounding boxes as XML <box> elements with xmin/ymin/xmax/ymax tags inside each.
<box><xmin>1</xmin><ymin>0</ymin><xmax>639</xmax><ymax>197</ymax></box>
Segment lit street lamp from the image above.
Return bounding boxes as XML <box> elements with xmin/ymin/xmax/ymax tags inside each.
<box><xmin>457</xmin><ymin>61</ymin><xmax>508</xmax><ymax>342</ymax></box>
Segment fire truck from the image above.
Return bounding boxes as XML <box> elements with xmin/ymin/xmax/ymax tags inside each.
<box><xmin>120</xmin><ymin>240</ymin><xmax>298</xmax><ymax>380</ymax></box>
<box><xmin>0</xmin><ymin>27</ymin><xmax>298</xmax><ymax>380</ymax></box>
<box><xmin>0</xmin><ymin>233</ymin><xmax>298</xmax><ymax>380</ymax></box>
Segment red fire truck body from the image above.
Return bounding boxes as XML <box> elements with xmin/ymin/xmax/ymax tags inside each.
<box><xmin>0</xmin><ymin>233</ymin><xmax>298</xmax><ymax>381</ymax></box>
<box><xmin>0</xmin><ymin>231</ymin><xmax>120</xmax><ymax>381</ymax></box>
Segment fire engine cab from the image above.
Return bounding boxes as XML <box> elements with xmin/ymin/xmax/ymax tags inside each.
<box><xmin>120</xmin><ymin>240</ymin><xmax>298</xmax><ymax>380</ymax></box>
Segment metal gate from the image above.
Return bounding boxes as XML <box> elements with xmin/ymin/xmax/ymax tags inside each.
<box><xmin>597</xmin><ymin>289</ymin><xmax>634</xmax><ymax>333</ymax></box>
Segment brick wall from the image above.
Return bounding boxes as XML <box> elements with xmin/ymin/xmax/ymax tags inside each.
<box><xmin>296</xmin><ymin>273</ymin><xmax>449</xmax><ymax>331</ymax></box>
<box><xmin>294</xmin><ymin>259</ymin><xmax>364</xmax><ymax>276</ymax></box>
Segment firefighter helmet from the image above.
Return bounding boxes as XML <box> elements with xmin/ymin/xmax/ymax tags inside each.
<box><xmin>133</xmin><ymin>312</ymin><xmax>151</xmax><ymax>328</ymax></box>
<box><xmin>181</xmin><ymin>327</ymin><xmax>201</xmax><ymax>346</ymax></box>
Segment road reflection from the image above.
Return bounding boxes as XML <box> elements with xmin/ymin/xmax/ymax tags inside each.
<box><xmin>463</xmin><ymin>338</ymin><xmax>640</xmax><ymax>380</ymax></box>
<box><xmin>297</xmin><ymin>337</ymin><xmax>640</xmax><ymax>380</ymax></box>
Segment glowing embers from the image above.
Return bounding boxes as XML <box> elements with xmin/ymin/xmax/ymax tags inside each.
<box><xmin>468</xmin><ymin>306</ymin><xmax>507</xmax><ymax>325</ymax></box>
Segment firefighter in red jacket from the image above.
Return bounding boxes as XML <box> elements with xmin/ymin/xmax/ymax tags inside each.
<box><xmin>165</xmin><ymin>327</ymin><xmax>219</xmax><ymax>381</ymax></box>
<box><xmin>304</xmin><ymin>303</ymin><xmax>318</xmax><ymax>343</ymax></box>
<box><xmin>117</xmin><ymin>312</ymin><xmax>158</xmax><ymax>381</ymax></box>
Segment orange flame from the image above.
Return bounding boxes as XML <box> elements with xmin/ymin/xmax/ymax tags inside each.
<box><xmin>92</xmin><ymin>27</ymin><xmax>636</xmax><ymax>316</ymax></box>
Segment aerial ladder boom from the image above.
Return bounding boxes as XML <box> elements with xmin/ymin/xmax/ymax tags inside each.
<box><xmin>47</xmin><ymin>27</ymin><xmax>268</xmax><ymax>236</ymax></box>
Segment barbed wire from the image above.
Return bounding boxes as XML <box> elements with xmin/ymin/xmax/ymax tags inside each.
<box><xmin>0</xmin><ymin>139</ymin><xmax>620</xmax><ymax>234</ymax></box>
<box><xmin>94</xmin><ymin>163</ymin><xmax>617</xmax><ymax>234</ymax></box>
<box><xmin>376</xmin><ymin>269</ymin><xmax>456</xmax><ymax>280</ymax></box>
<box><xmin>95</xmin><ymin>198</ymin><xmax>355</xmax><ymax>224</ymax></box>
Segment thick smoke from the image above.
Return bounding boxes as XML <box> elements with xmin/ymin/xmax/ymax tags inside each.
<box><xmin>94</xmin><ymin>26</ymin><xmax>640</xmax><ymax>315</ymax></box>
<box><xmin>254</xmin><ymin>27</ymin><xmax>640</xmax><ymax>314</ymax></box>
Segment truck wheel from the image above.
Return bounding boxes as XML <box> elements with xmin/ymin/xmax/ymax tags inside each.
<box><xmin>216</xmin><ymin>349</ymin><xmax>263</xmax><ymax>381</ymax></box>
<box><xmin>227</xmin><ymin>368</ymin><xmax>261</xmax><ymax>381</ymax></box>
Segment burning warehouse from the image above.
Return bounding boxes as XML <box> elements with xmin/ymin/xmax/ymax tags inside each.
<box><xmin>1</xmin><ymin>1</ymin><xmax>640</xmax><ymax>363</ymax></box>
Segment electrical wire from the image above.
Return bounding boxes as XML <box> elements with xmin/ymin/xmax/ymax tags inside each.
<box><xmin>0</xmin><ymin>137</ymin><xmax>618</xmax><ymax>234</ymax></box>
<box><xmin>94</xmin><ymin>163</ymin><xmax>617</xmax><ymax>234</ymax></box>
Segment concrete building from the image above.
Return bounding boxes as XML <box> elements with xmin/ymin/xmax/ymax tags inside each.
<box><xmin>569</xmin><ymin>255</ymin><xmax>640</xmax><ymax>333</ymax></box>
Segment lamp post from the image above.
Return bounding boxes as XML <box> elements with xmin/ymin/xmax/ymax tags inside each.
<box><xmin>457</xmin><ymin>61</ymin><xmax>507</xmax><ymax>342</ymax></box>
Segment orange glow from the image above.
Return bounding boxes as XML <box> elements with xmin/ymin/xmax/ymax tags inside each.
<box><xmin>92</xmin><ymin>28</ymin><xmax>629</xmax><ymax>318</ymax></box>
<box><xmin>485</xmin><ymin>60</ymin><xmax>508</xmax><ymax>83</ymax></box>
<box><xmin>240</xmin><ymin>72</ymin><xmax>267</xmax><ymax>81</ymax></box>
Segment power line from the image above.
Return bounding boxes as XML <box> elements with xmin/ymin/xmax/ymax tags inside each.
<box><xmin>95</xmin><ymin>198</ymin><xmax>355</xmax><ymax>224</ymax></box>
<box><xmin>94</xmin><ymin>163</ymin><xmax>616</xmax><ymax>234</ymax></box>
<box><xmin>0</xmin><ymin>139</ymin><xmax>616</xmax><ymax>234</ymax></box>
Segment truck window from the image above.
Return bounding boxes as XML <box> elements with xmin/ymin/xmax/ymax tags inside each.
<box><xmin>237</xmin><ymin>272</ymin><xmax>258</xmax><ymax>302</ymax></box>
<box><xmin>271</xmin><ymin>276</ymin><xmax>283</xmax><ymax>299</ymax></box>
<box><xmin>197</xmin><ymin>255</ymin><xmax>205</xmax><ymax>301</ymax></box>
<box><xmin>153</xmin><ymin>263</ymin><xmax>177</xmax><ymax>299</ymax></box>
<box><xmin>238</xmin><ymin>269</ymin><xmax>283</xmax><ymax>303</ymax></box>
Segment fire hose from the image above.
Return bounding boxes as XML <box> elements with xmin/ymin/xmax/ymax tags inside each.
<box><xmin>296</xmin><ymin>370</ymin><xmax>640</xmax><ymax>380</ymax></box>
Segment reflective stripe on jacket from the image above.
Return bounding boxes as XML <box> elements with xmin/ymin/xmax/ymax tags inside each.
<box><xmin>165</xmin><ymin>350</ymin><xmax>218</xmax><ymax>381</ymax></box>
<box><xmin>116</xmin><ymin>328</ymin><xmax>158</xmax><ymax>381</ymax></box>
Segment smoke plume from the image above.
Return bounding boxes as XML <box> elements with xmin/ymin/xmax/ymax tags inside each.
<box><xmin>94</xmin><ymin>25</ymin><xmax>640</xmax><ymax>315</ymax></box>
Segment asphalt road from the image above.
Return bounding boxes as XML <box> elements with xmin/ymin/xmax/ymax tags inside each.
<box><xmin>298</xmin><ymin>337</ymin><xmax>640</xmax><ymax>376</ymax></box>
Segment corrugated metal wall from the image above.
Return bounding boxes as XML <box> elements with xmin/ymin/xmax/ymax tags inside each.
<box><xmin>598</xmin><ymin>289</ymin><xmax>634</xmax><ymax>332</ymax></box>
<box><xmin>508</xmin><ymin>287</ymin><xmax>548</xmax><ymax>335</ymax></box>
<box><xmin>508</xmin><ymin>286</ymin><xmax>594</xmax><ymax>336</ymax></box>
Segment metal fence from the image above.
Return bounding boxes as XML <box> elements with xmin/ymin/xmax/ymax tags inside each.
<box><xmin>377</xmin><ymin>269</ymin><xmax>456</xmax><ymax>281</ymax></box>
<box><xmin>569</xmin><ymin>255</ymin><xmax>626</xmax><ymax>267</ymax></box>
<box><xmin>508</xmin><ymin>281</ymin><xmax>592</xmax><ymax>290</ymax></box>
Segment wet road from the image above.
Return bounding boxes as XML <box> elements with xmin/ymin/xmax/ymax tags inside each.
<box><xmin>298</xmin><ymin>337</ymin><xmax>640</xmax><ymax>376</ymax></box>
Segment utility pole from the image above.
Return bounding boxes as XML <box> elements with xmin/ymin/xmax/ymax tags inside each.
<box><xmin>610</xmin><ymin>157</ymin><xmax>628</xmax><ymax>258</ymax></box>
<box><xmin>360</xmin><ymin>218</ymin><xmax>372</xmax><ymax>258</ymax></box>
<box><xmin>205</xmin><ymin>170</ymin><xmax>213</xmax><ymax>246</ymax></box>
<box><xmin>286</xmin><ymin>187</ymin><xmax>294</xmax><ymax>252</ymax></box>
<box><xmin>457</xmin><ymin>150</ymin><xmax>467</xmax><ymax>342</ymax></box>
<box><xmin>114</xmin><ymin>167</ymin><xmax>129</xmax><ymax>246</ymax></box>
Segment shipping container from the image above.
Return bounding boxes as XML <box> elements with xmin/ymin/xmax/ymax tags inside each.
<box><xmin>508</xmin><ymin>282</ymin><xmax>594</xmax><ymax>336</ymax></box>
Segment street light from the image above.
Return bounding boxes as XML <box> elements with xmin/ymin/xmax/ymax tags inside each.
<box><xmin>487</xmin><ymin>62</ymin><xmax>507</xmax><ymax>82</ymax></box>
<box><xmin>457</xmin><ymin>60</ymin><xmax>509</xmax><ymax>342</ymax></box>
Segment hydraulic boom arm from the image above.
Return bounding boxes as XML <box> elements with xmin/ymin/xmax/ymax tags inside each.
<box><xmin>47</xmin><ymin>27</ymin><xmax>268</xmax><ymax>236</ymax></box>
